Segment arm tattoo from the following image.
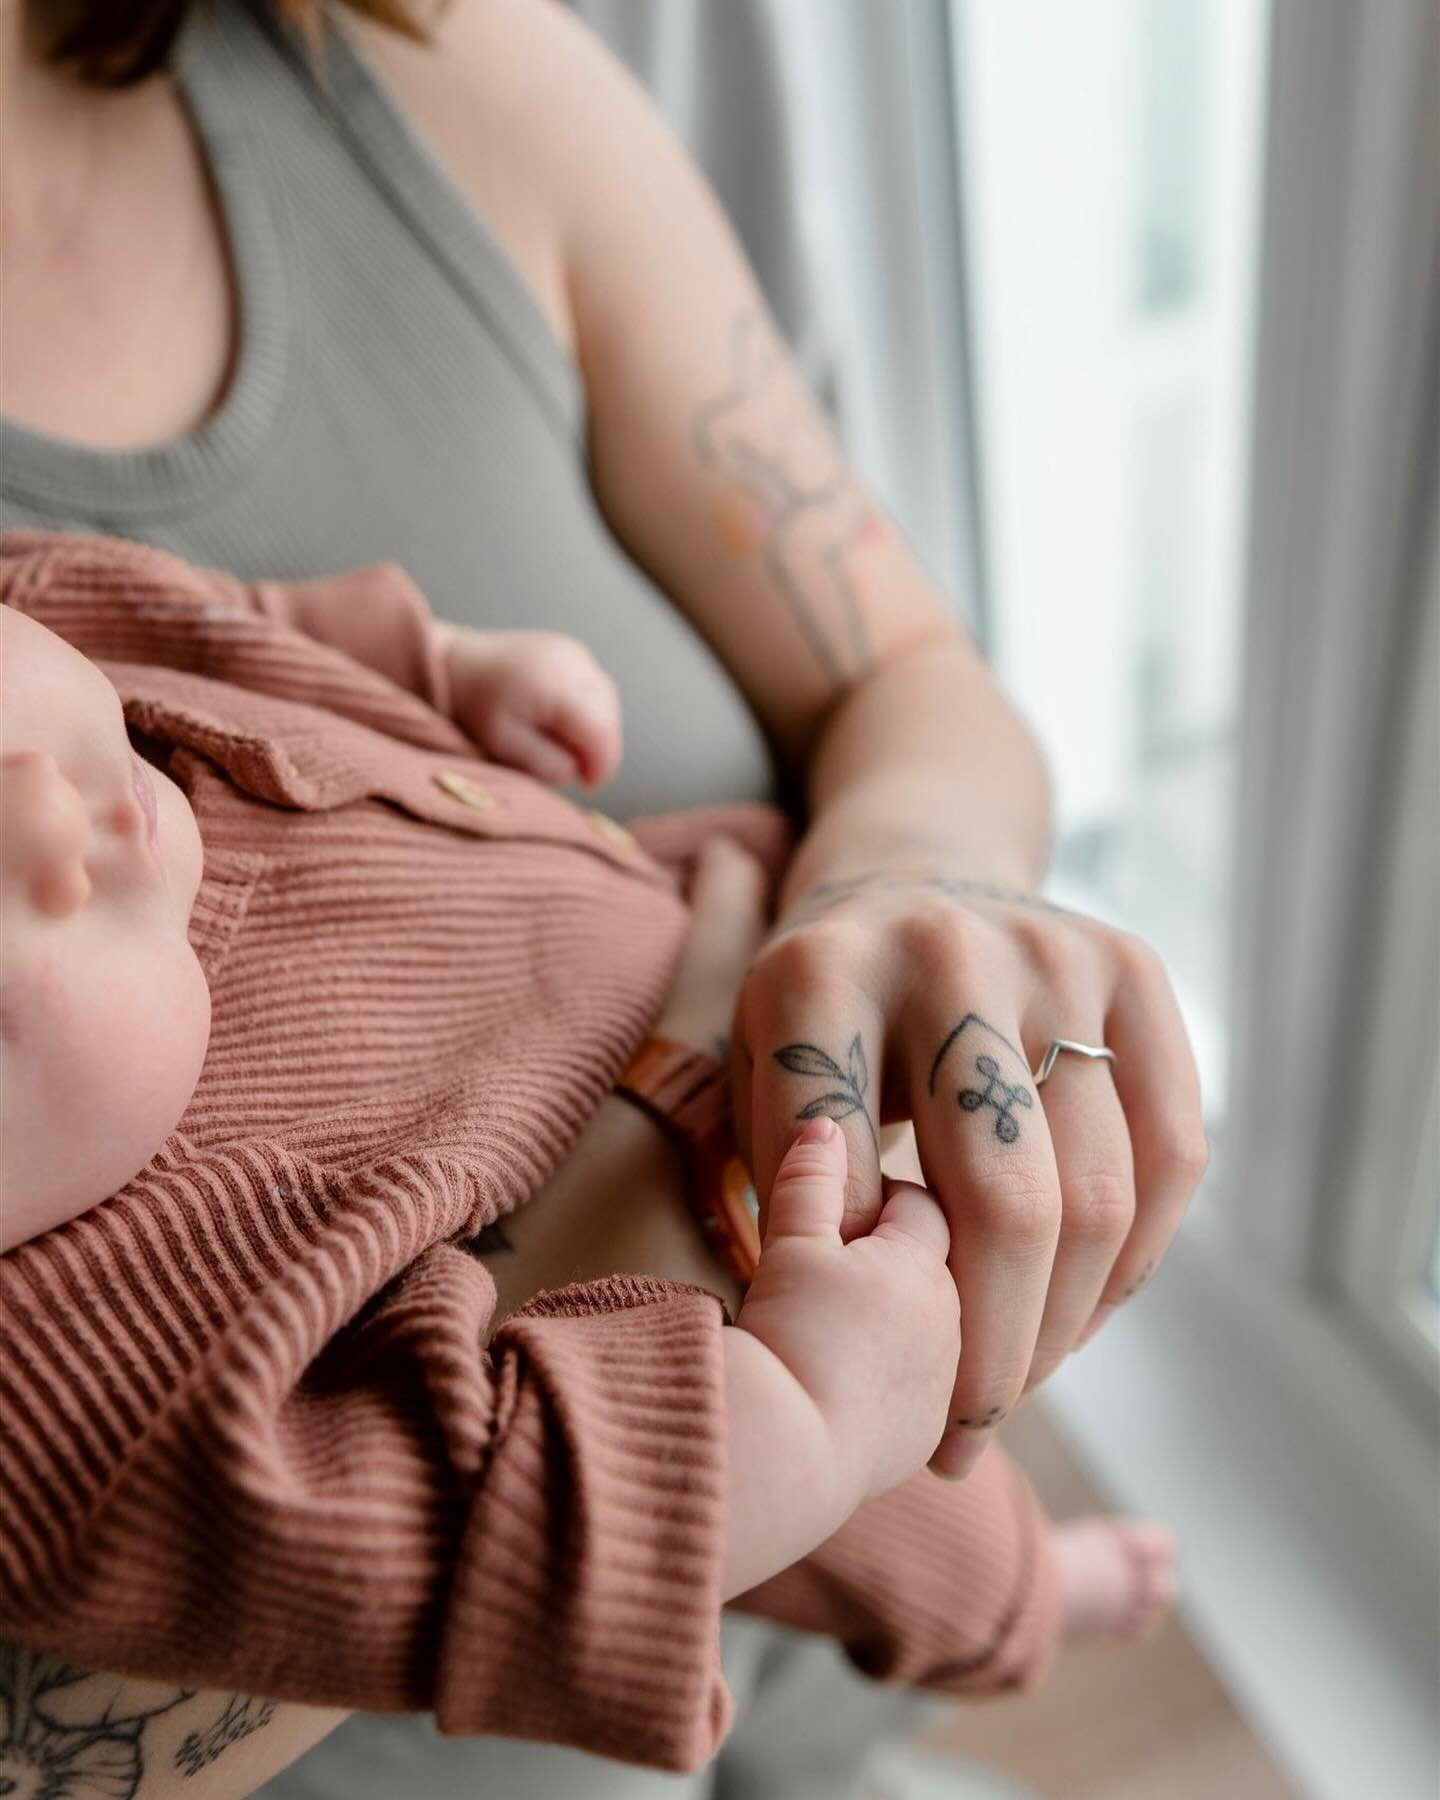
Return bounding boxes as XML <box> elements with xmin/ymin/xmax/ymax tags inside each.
<box><xmin>173</xmin><ymin>1695</ymin><xmax>276</xmax><ymax>1778</ymax></box>
<box><xmin>691</xmin><ymin>310</ymin><xmax>881</xmax><ymax>684</ymax></box>
<box><xmin>774</xmin><ymin>1033</ymin><xmax>879</xmax><ymax>1150</ymax></box>
<box><xmin>928</xmin><ymin>1013</ymin><xmax>1036</xmax><ymax>1145</ymax></box>
<box><xmin>0</xmin><ymin>1642</ymin><xmax>274</xmax><ymax>1796</ymax></box>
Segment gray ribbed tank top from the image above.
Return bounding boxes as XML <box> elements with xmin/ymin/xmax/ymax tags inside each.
<box><xmin>0</xmin><ymin>0</ymin><xmax>777</xmax><ymax>817</ymax></box>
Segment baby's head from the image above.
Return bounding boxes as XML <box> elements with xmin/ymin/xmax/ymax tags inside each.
<box><xmin>0</xmin><ymin>608</ymin><xmax>209</xmax><ymax>1251</ymax></box>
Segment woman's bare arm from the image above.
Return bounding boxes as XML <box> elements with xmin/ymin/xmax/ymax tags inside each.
<box><xmin>362</xmin><ymin>2</ymin><xmax>1204</xmax><ymax>1472</ymax></box>
<box><xmin>0</xmin><ymin>1647</ymin><xmax>345</xmax><ymax>1800</ymax></box>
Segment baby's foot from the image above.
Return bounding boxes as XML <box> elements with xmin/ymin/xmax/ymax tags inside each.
<box><xmin>1054</xmin><ymin>1516</ymin><xmax>1178</xmax><ymax>1644</ymax></box>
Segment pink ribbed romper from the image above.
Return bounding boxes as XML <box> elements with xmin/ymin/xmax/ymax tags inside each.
<box><xmin>0</xmin><ymin>534</ymin><xmax>1057</xmax><ymax>1772</ymax></box>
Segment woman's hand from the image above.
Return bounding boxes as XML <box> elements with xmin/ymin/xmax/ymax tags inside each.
<box><xmin>729</xmin><ymin>867</ymin><xmax>1208</xmax><ymax>1478</ymax></box>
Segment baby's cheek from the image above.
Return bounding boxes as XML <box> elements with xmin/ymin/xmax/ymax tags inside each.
<box><xmin>47</xmin><ymin>933</ymin><xmax>208</xmax><ymax>1216</ymax></box>
<box><xmin>139</xmin><ymin>937</ymin><xmax>212</xmax><ymax>1137</ymax></box>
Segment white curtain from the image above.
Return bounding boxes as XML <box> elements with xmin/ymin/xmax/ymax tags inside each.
<box><xmin>565</xmin><ymin>0</ymin><xmax>984</xmax><ymax>624</ymax></box>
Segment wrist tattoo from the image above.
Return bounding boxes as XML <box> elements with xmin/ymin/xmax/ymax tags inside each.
<box><xmin>928</xmin><ymin>1013</ymin><xmax>1036</xmax><ymax>1144</ymax></box>
<box><xmin>774</xmin><ymin>1033</ymin><xmax>878</xmax><ymax>1150</ymax></box>
<box><xmin>691</xmin><ymin>309</ymin><xmax>879</xmax><ymax>685</ymax></box>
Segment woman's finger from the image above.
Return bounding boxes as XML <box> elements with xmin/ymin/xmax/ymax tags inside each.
<box><xmin>1021</xmin><ymin>1028</ymin><xmax>1135</xmax><ymax>1390</ymax></box>
<box><xmin>685</xmin><ymin>836</ymin><xmax>769</xmax><ymax>950</ymax></box>
<box><xmin>736</xmin><ymin>932</ymin><xmax>886</xmax><ymax>1241</ymax></box>
<box><xmin>908</xmin><ymin>990</ymin><xmax>1063</xmax><ymax>1479</ymax></box>
<box><xmin>659</xmin><ymin>838</ymin><xmax>769</xmax><ymax>1043</ymax></box>
<box><xmin>1078</xmin><ymin>943</ymin><xmax>1208</xmax><ymax>1344</ymax></box>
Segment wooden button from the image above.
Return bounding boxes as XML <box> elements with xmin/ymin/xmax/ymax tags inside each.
<box><xmin>433</xmin><ymin>769</ymin><xmax>497</xmax><ymax>811</ymax></box>
<box><xmin>585</xmin><ymin>809</ymin><xmax>637</xmax><ymax>853</ymax></box>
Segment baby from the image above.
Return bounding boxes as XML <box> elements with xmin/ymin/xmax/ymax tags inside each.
<box><xmin>0</xmin><ymin>536</ymin><xmax>1172</xmax><ymax>1777</ymax></box>
<box><xmin>1</xmin><ymin>578</ymin><xmax>628</xmax><ymax>1250</ymax></box>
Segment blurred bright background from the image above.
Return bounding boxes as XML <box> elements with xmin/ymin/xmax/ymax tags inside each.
<box><xmin>573</xmin><ymin>2</ymin><xmax>1438</xmax><ymax>1795</ymax></box>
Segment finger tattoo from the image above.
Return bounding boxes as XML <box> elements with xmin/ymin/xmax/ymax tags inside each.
<box><xmin>774</xmin><ymin>1033</ymin><xmax>879</xmax><ymax>1149</ymax></box>
<box><xmin>958</xmin><ymin>1055</ymin><xmax>1035</xmax><ymax>1143</ymax></box>
<box><xmin>928</xmin><ymin>1013</ymin><xmax>1035</xmax><ymax>1144</ymax></box>
<box><xmin>953</xmin><ymin>1404</ymin><xmax>1007</xmax><ymax>1430</ymax></box>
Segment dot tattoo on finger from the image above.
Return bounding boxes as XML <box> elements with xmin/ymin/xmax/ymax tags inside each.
<box><xmin>953</xmin><ymin>1404</ymin><xmax>1007</xmax><ymax>1430</ymax></box>
<box><xmin>1122</xmin><ymin>1257</ymin><xmax>1156</xmax><ymax>1299</ymax></box>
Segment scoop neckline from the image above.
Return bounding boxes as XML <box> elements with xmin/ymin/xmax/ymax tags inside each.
<box><xmin>0</xmin><ymin>8</ymin><xmax>297</xmax><ymax>520</ymax></box>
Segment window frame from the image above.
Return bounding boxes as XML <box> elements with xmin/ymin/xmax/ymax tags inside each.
<box><xmin>1223</xmin><ymin>0</ymin><xmax>1440</xmax><ymax>1404</ymax></box>
<box><xmin>947</xmin><ymin>0</ymin><xmax>1440</xmax><ymax>1792</ymax></box>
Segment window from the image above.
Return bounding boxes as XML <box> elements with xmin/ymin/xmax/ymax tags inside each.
<box><xmin>954</xmin><ymin>0</ymin><xmax>1269</xmax><ymax>1131</ymax></box>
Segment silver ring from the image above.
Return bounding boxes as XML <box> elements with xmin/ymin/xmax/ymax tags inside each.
<box><xmin>1033</xmin><ymin>1039</ymin><xmax>1117</xmax><ymax>1085</ymax></box>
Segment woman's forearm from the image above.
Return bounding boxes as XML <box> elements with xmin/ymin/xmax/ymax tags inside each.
<box><xmin>780</xmin><ymin>632</ymin><xmax>1053</xmax><ymax>909</ymax></box>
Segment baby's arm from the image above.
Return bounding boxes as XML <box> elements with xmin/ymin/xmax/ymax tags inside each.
<box><xmin>1</xmin><ymin>1131</ymin><xmax>955</xmax><ymax>1776</ymax></box>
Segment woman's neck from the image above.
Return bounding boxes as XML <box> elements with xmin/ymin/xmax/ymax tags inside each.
<box><xmin>0</xmin><ymin>9</ymin><xmax>138</xmax><ymax>246</ymax></box>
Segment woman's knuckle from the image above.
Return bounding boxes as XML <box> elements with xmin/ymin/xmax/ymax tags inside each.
<box><xmin>1013</xmin><ymin>915</ymin><xmax>1080</xmax><ymax>989</ymax></box>
<box><xmin>752</xmin><ymin>925</ymin><xmax>841</xmax><ymax>993</ymax></box>
<box><xmin>1060</xmin><ymin>1168</ymin><xmax>1135</xmax><ymax>1244</ymax></box>
<box><xmin>967</xmin><ymin>1161</ymin><xmax>1061</xmax><ymax>1245</ymax></box>
<box><xmin>897</xmin><ymin>903</ymin><xmax>987</xmax><ymax>970</ymax></box>
<box><xmin>1156</xmin><ymin>1119</ymin><xmax>1210</xmax><ymax>1188</ymax></box>
<box><xmin>1110</xmin><ymin>928</ymin><xmax>1166</xmax><ymax>991</ymax></box>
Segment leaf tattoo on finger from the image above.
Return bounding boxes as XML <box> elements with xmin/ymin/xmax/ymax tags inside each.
<box><xmin>775</xmin><ymin>1033</ymin><xmax>878</xmax><ymax>1147</ymax></box>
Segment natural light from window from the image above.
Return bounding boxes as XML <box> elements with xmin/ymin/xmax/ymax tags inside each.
<box><xmin>956</xmin><ymin>0</ymin><xmax>1269</xmax><ymax>1133</ymax></box>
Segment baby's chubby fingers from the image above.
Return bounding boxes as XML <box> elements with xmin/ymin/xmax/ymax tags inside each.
<box><xmin>533</xmin><ymin>677</ymin><xmax>623</xmax><ymax>790</ymax></box>
<box><xmin>763</xmin><ymin>1114</ymin><xmax>848</xmax><ymax>1247</ymax></box>
<box><xmin>870</xmin><ymin>1174</ymin><xmax>953</xmax><ymax>1263</ymax></box>
<box><xmin>442</xmin><ymin>625</ymin><xmax>623</xmax><ymax>788</ymax></box>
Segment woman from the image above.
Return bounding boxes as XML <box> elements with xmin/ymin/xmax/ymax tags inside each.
<box><xmin>0</xmin><ymin>1</ymin><xmax>1205</xmax><ymax>1792</ymax></box>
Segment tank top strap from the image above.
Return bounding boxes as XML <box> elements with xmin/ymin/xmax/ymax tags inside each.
<box><xmin>0</xmin><ymin>0</ymin><xmax>581</xmax><ymax>521</ymax></box>
<box><xmin>229</xmin><ymin>0</ymin><xmax>582</xmax><ymax>442</ymax></box>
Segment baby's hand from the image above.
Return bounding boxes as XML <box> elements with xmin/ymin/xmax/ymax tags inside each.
<box><xmin>736</xmin><ymin>1119</ymin><xmax>961</xmax><ymax>1512</ymax></box>
<box><xmin>438</xmin><ymin>624</ymin><xmax>622</xmax><ymax>789</ymax></box>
